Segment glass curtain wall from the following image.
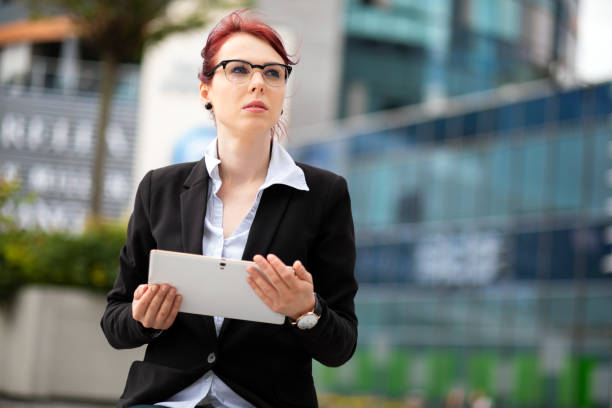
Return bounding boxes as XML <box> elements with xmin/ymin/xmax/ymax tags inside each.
<box><xmin>293</xmin><ymin>82</ymin><xmax>612</xmax><ymax>407</ymax></box>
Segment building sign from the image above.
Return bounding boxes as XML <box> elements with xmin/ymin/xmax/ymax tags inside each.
<box><xmin>413</xmin><ymin>231</ymin><xmax>506</xmax><ymax>285</ymax></box>
<box><xmin>0</xmin><ymin>91</ymin><xmax>137</xmax><ymax>231</ymax></box>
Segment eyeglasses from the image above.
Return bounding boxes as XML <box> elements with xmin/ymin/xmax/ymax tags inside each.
<box><xmin>205</xmin><ymin>59</ymin><xmax>292</xmax><ymax>87</ymax></box>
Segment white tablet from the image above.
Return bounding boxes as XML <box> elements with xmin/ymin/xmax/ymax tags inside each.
<box><xmin>147</xmin><ymin>249</ymin><xmax>285</xmax><ymax>325</ymax></box>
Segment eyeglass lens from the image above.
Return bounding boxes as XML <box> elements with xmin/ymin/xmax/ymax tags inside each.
<box><xmin>224</xmin><ymin>61</ymin><xmax>287</xmax><ymax>86</ymax></box>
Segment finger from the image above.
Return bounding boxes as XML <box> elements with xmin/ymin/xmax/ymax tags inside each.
<box><xmin>162</xmin><ymin>294</ymin><xmax>182</xmax><ymax>329</ymax></box>
<box><xmin>142</xmin><ymin>284</ymin><xmax>170</xmax><ymax>327</ymax></box>
<box><xmin>155</xmin><ymin>287</ymin><xmax>177</xmax><ymax>326</ymax></box>
<box><xmin>247</xmin><ymin>273</ymin><xmax>276</xmax><ymax>311</ymax></box>
<box><xmin>253</xmin><ymin>255</ymin><xmax>288</xmax><ymax>291</ymax></box>
<box><xmin>267</xmin><ymin>253</ymin><xmax>295</xmax><ymax>277</ymax></box>
<box><xmin>134</xmin><ymin>284</ymin><xmax>148</xmax><ymax>300</ymax></box>
<box><xmin>247</xmin><ymin>265</ymin><xmax>276</xmax><ymax>293</ymax></box>
<box><xmin>133</xmin><ymin>284</ymin><xmax>158</xmax><ymax>321</ymax></box>
<box><xmin>293</xmin><ymin>260</ymin><xmax>313</xmax><ymax>284</ymax></box>
<box><xmin>265</xmin><ymin>254</ymin><xmax>293</xmax><ymax>289</ymax></box>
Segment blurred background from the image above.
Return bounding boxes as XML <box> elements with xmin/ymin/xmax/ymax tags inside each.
<box><xmin>0</xmin><ymin>0</ymin><xmax>611</xmax><ymax>407</ymax></box>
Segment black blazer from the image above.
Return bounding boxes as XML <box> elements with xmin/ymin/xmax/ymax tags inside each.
<box><xmin>100</xmin><ymin>157</ymin><xmax>358</xmax><ymax>408</ymax></box>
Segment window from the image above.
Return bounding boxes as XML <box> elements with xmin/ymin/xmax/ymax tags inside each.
<box><xmin>520</xmin><ymin>137</ymin><xmax>548</xmax><ymax>212</ymax></box>
<box><xmin>487</xmin><ymin>141</ymin><xmax>512</xmax><ymax>217</ymax></box>
<box><xmin>554</xmin><ymin>129</ymin><xmax>584</xmax><ymax>210</ymax></box>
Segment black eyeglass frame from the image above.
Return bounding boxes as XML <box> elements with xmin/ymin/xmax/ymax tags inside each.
<box><xmin>204</xmin><ymin>59</ymin><xmax>293</xmax><ymax>85</ymax></box>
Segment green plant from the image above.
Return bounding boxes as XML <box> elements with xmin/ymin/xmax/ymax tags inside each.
<box><xmin>0</xmin><ymin>222</ymin><xmax>126</xmax><ymax>300</ymax></box>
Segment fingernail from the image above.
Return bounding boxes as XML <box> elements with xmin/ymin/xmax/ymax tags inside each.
<box><xmin>151</xmin><ymin>285</ymin><xmax>158</xmax><ymax>292</ymax></box>
<box><xmin>267</xmin><ymin>254</ymin><xmax>274</xmax><ymax>261</ymax></box>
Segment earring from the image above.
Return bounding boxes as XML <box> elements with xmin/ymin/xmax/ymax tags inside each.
<box><xmin>281</xmin><ymin>109</ymin><xmax>284</xmax><ymax>115</ymax></box>
<box><xmin>205</xmin><ymin>102</ymin><xmax>212</xmax><ymax>110</ymax></box>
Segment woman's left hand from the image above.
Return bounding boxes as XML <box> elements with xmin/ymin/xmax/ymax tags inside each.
<box><xmin>247</xmin><ymin>254</ymin><xmax>316</xmax><ymax>321</ymax></box>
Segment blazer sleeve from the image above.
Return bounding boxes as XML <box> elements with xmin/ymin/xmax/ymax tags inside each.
<box><xmin>100</xmin><ymin>170</ymin><xmax>159</xmax><ymax>349</ymax></box>
<box><xmin>291</xmin><ymin>174</ymin><xmax>358</xmax><ymax>367</ymax></box>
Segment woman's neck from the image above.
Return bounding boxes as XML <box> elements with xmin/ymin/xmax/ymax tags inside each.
<box><xmin>216</xmin><ymin>131</ymin><xmax>271</xmax><ymax>186</ymax></box>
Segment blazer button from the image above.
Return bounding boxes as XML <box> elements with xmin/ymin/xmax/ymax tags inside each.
<box><xmin>207</xmin><ymin>352</ymin><xmax>216</xmax><ymax>364</ymax></box>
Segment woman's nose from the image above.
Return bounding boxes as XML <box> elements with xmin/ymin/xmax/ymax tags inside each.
<box><xmin>249</xmin><ymin>70</ymin><xmax>265</xmax><ymax>92</ymax></box>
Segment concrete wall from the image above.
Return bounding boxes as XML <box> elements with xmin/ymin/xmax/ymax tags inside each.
<box><xmin>257</xmin><ymin>0</ymin><xmax>345</xmax><ymax>141</ymax></box>
<box><xmin>0</xmin><ymin>286</ymin><xmax>144</xmax><ymax>402</ymax></box>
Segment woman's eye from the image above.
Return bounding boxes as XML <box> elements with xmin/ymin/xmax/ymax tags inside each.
<box><xmin>265</xmin><ymin>68</ymin><xmax>281</xmax><ymax>78</ymax></box>
<box><xmin>231</xmin><ymin>65</ymin><xmax>250</xmax><ymax>75</ymax></box>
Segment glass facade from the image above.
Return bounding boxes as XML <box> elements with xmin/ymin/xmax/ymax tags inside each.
<box><xmin>292</xmin><ymin>81</ymin><xmax>612</xmax><ymax>406</ymax></box>
<box><xmin>339</xmin><ymin>0</ymin><xmax>576</xmax><ymax>117</ymax></box>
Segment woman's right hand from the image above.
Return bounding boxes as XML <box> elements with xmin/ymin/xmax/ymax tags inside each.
<box><xmin>132</xmin><ymin>284</ymin><xmax>182</xmax><ymax>330</ymax></box>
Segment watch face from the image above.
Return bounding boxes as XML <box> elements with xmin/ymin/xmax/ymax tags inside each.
<box><xmin>297</xmin><ymin>314</ymin><xmax>318</xmax><ymax>330</ymax></box>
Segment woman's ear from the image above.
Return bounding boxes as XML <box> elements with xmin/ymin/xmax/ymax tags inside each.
<box><xmin>199</xmin><ymin>83</ymin><xmax>210</xmax><ymax>109</ymax></box>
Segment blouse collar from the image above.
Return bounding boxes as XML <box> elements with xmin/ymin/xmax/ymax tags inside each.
<box><xmin>204</xmin><ymin>137</ymin><xmax>309</xmax><ymax>192</ymax></box>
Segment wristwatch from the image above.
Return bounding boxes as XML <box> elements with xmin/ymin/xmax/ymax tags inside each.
<box><xmin>292</xmin><ymin>293</ymin><xmax>322</xmax><ymax>330</ymax></box>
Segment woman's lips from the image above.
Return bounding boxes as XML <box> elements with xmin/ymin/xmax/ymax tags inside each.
<box><xmin>243</xmin><ymin>100</ymin><xmax>268</xmax><ymax>112</ymax></box>
<box><xmin>243</xmin><ymin>106</ymin><xmax>267</xmax><ymax>112</ymax></box>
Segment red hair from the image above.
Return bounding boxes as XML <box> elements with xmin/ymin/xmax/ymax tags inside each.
<box><xmin>198</xmin><ymin>9</ymin><xmax>297</xmax><ymax>84</ymax></box>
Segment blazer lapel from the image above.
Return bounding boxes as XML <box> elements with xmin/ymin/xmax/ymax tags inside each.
<box><xmin>179</xmin><ymin>158</ymin><xmax>217</xmax><ymax>338</ymax></box>
<box><xmin>219</xmin><ymin>184</ymin><xmax>294</xmax><ymax>339</ymax></box>
<box><xmin>242</xmin><ymin>184</ymin><xmax>294</xmax><ymax>261</ymax></box>
<box><xmin>180</xmin><ymin>158</ymin><xmax>209</xmax><ymax>255</ymax></box>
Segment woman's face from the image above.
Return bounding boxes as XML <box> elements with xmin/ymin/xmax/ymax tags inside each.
<box><xmin>200</xmin><ymin>33</ymin><xmax>287</xmax><ymax>139</ymax></box>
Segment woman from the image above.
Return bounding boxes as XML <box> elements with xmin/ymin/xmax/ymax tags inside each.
<box><xmin>101</xmin><ymin>9</ymin><xmax>358</xmax><ymax>408</ymax></box>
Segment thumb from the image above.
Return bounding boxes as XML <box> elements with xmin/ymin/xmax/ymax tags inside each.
<box><xmin>293</xmin><ymin>260</ymin><xmax>312</xmax><ymax>284</ymax></box>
